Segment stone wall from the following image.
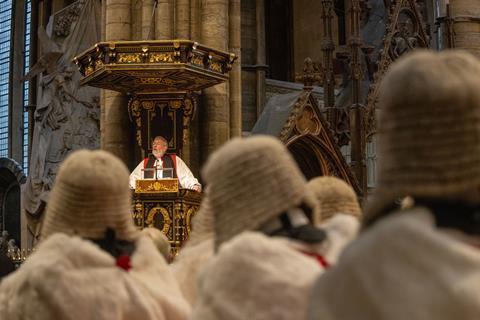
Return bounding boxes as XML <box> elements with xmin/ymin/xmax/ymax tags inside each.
<box><xmin>241</xmin><ymin>0</ymin><xmax>258</xmax><ymax>131</ymax></box>
<box><xmin>292</xmin><ymin>0</ymin><xmax>341</xmax><ymax>77</ymax></box>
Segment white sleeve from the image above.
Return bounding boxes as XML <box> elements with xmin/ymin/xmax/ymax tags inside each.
<box><xmin>129</xmin><ymin>161</ymin><xmax>144</xmax><ymax>189</ymax></box>
<box><xmin>176</xmin><ymin>156</ymin><xmax>201</xmax><ymax>190</ymax></box>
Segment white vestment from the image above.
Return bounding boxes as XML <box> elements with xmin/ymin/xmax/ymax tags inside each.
<box><xmin>129</xmin><ymin>155</ymin><xmax>200</xmax><ymax>190</ymax></box>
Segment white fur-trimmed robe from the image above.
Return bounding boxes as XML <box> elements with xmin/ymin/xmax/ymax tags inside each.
<box><xmin>308</xmin><ymin>207</ymin><xmax>480</xmax><ymax>320</ymax></box>
<box><xmin>170</xmin><ymin>238</ymin><xmax>214</xmax><ymax>306</ymax></box>
<box><xmin>0</xmin><ymin>233</ymin><xmax>191</xmax><ymax>320</ymax></box>
<box><xmin>191</xmin><ymin>231</ymin><xmax>324</xmax><ymax>320</ymax></box>
<box><xmin>316</xmin><ymin>213</ymin><xmax>360</xmax><ymax>265</ymax></box>
<box><xmin>171</xmin><ymin>215</ymin><xmax>358</xmax><ymax>308</ymax></box>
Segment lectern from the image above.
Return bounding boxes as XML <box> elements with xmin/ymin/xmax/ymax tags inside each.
<box><xmin>132</xmin><ymin>178</ymin><xmax>201</xmax><ymax>255</ymax></box>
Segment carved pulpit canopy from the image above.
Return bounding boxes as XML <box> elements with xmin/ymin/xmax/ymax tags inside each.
<box><xmin>74</xmin><ymin>40</ymin><xmax>236</xmax><ymax>94</ymax></box>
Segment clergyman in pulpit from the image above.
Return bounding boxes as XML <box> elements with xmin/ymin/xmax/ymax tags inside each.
<box><xmin>129</xmin><ymin>136</ymin><xmax>202</xmax><ymax>192</ymax></box>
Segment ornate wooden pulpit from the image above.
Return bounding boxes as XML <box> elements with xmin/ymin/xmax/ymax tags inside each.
<box><xmin>132</xmin><ymin>179</ymin><xmax>201</xmax><ymax>255</ymax></box>
<box><xmin>74</xmin><ymin>40</ymin><xmax>236</xmax><ymax>252</ymax></box>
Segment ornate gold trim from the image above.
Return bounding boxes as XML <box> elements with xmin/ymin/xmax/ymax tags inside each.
<box><xmin>184</xmin><ymin>205</ymin><xmax>196</xmax><ymax>235</ymax></box>
<box><xmin>149</xmin><ymin>52</ymin><xmax>174</xmax><ymax>63</ymax></box>
<box><xmin>135</xmin><ymin>179</ymin><xmax>179</xmax><ymax>193</ymax></box>
<box><xmin>117</xmin><ymin>53</ymin><xmax>142</xmax><ymax>63</ymax></box>
<box><xmin>145</xmin><ymin>206</ymin><xmax>172</xmax><ymax>234</ymax></box>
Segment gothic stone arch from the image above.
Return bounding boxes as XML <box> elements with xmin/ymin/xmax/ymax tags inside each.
<box><xmin>0</xmin><ymin>158</ymin><xmax>26</xmax><ymax>246</ymax></box>
<box><xmin>252</xmin><ymin>89</ymin><xmax>361</xmax><ymax>195</ymax></box>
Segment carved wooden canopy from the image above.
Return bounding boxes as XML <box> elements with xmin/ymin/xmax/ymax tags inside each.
<box><xmin>74</xmin><ymin>40</ymin><xmax>236</xmax><ymax>94</ymax></box>
<box><xmin>252</xmin><ymin>90</ymin><xmax>361</xmax><ymax>195</ymax></box>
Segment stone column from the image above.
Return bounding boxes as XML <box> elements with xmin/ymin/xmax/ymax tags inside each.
<box><xmin>174</xmin><ymin>0</ymin><xmax>191</xmax><ymax>166</ymax></box>
<box><xmin>348</xmin><ymin>0</ymin><xmax>367</xmax><ymax>194</ymax></box>
<box><xmin>13</xmin><ymin>0</ymin><xmax>26</xmax><ymax>250</ymax></box>
<box><xmin>200</xmin><ymin>0</ymin><xmax>229</xmax><ymax>161</ymax></box>
<box><xmin>229</xmin><ymin>0</ymin><xmax>242</xmax><ymax>137</ymax></box>
<box><xmin>176</xmin><ymin>0</ymin><xmax>191</xmax><ymax>38</ymax></box>
<box><xmin>191</xmin><ymin>0</ymin><xmax>201</xmax><ymax>41</ymax></box>
<box><xmin>28</xmin><ymin>0</ymin><xmax>38</xmax><ymax>157</ymax></box>
<box><xmin>321</xmin><ymin>0</ymin><xmax>336</xmax><ymax>124</ymax></box>
<box><xmin>141</xmin><ymin>0</ymin><xmax>155</xmax><ymax>39</ymax></box>
<box><xmin>450</xmin><ymin>0</ymin><xmax>480</xmax><ymax>57</ymax></box>
<box><xmin>23</xmin><ymin>0</ymin><xmax>40</xmax><ymax>249</ymax></box>
<box><xmin>101</xmin><ymin>0</ymin><xmax>106</xmax><ymax>40</ymax></box>
<box><xmin>240</xmin><ymin>0</ymin><xmax>257</xmax><ymax>131</ymax></box>
<box><xmin>255</xmin><ymin>0</ymin><xmax>266</xmax><ymax>117</ymax></box>
<box><xmin>104</xmin><ymin>0</ymin><xmax>134</xmax><ymax>167</ymax></box>
<box><xmin>189</xmin><ymin>0</ymin><xmax>201</xmax><ymax>175</ymax></box>
<box><xmin>156</xmin><ymin>0</ymin><xmax>173</xmax><ymax>39</ymax></box>
<box><xmin>10</xmin><ymin>0</ymin><xmax>26</xmax><ymax>164</ymax></box>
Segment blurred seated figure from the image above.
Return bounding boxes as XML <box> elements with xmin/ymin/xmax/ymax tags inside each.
<box><xmin>141</xmin><ymin>227</ymin><xmax>171</xmax><ymax>262</ymax></box>
<box><xmin>308</xmin><ymin>50</ymin><xmax>480</xmax><ymax>320</ymax></box>
<box><xmin>308</xmin><ymin>176</ymin><xmax>362</xmax><ymax>222</ymax></box>
<box><xmin>129</xmin><ymin>136</ymin><xmax>201</xmax><ymax>191</ymax></box>
<box><xmin>0</xmin><ymin>149</ymin><xmax>190</xmax><ymax>320</ymax></box>
<box><xmin>171</xmin><ymin>190</ymin><xmax>214</xmax><ymax>306</ymax></box>
<box><xmin>192</xmin><ymin>136</ymin><xmax>327</xmax><ymax>320</ymax></box>
<box><xmin>307</xmin><ymin>176</ymin><xmax>362</xmax><ymax>265</ymax></box>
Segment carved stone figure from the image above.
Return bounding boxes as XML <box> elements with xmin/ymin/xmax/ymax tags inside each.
<box><xmin>0</xmin><ymin>231</ymin><xmax>9</xmax><ymax>252</ymax></box>
<box><xmin>22</xmin><ymin>0</ymin><xmax>101</xmax><ymax>243</ymax></box>
<box><xmin>53</xmin><ymin>0</ymin><xmax>87</xmax><ymax>39</ymax></box>
<box><xmin>391</xmin><ymin>12</ymin><xmax>419</xmax><ymax>58</ymax></box>
<box><xmin>7</xmin><ymin>239</ymin><xmax>18</xmax><ymax>253</ymax></box>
